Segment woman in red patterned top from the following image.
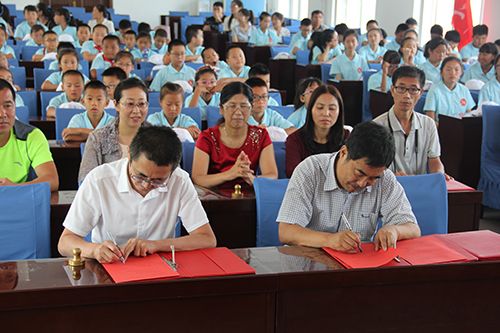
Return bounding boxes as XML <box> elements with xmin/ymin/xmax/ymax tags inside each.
<box><xmin>192</xmin><ymin>82</ymin><xmax>278</xmax><ymax>188</ymax></box>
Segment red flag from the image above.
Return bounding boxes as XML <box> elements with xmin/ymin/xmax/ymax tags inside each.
<box><xmin>452</xmin><ymin>0</ymin><xmax>473</xmax><ymax>50</ymax></box>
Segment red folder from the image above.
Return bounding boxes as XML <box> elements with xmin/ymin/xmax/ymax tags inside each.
<box><xmin>102</xmin><ymin>253</ymin><xmax>180</xmax><ymax>283</ymax></box>
<box><xmin>446</xmin><ymin>179</ymin><xmax>475</xmax><ymax>191</ymax></box>
<box><xmin>396</xmin><ymin>235</ymin><xmax>475</xmax><ymax>265</ymax></box>
<box><xmin>323</xmin><ymin>243</ymin><xmax>399</xmax><ymax>269</ymax></box>
<box><xmin>441</xmin><ymin>230</ymin><xmax>500</xmax><ymax>260</ymax></box>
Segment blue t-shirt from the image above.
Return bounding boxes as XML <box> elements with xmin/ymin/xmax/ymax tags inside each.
<box><xmin>358</xmin><ymin>45</ymin><xmax>387</xmax><ymax>62</ymax></box>
<box><xmin>184</xmin><ymin>92</ymin><xmax>221</xmax><ymax>120</ymax></box>
<box><xmin>247</xmin><ymin>108</ymin><xmax>294</xmax><ymax>128</ymax></box>
<box><xmin>0</xmin><ymin>44</ymin><xmax>16</xmax><ymax>58</ymax></box>
<box><xmin>149</xmin><ymin>64</ymin><xmax>196</xmax><ymax>91</ymax></box>
<box><xmin>53</xmin><ymin>25</ymin><xmax>78</xmax><ymax>41</ymax></box>
<box><xmin>419</xmin><ymin>60</ymin><xmax>442</xmax><ymax>83</ymax></box>
<box><xmin>90</xmin><ymin>54</ymin><xmax>114</xmax><ymax>70</ymax></box>
<box><xmin>330</xmin><ymin>53</ymin><xmax>369</xmax><ymax>80</ymax></box>
<box><xmin>478</xmin><ymin>78</ymin><xmax>500</xmax><ymax>105</ymax></box>
<box><xmin>14</xmin><ymin>21</ymin><xmax>47</xmax><ymax>40</ymax></box>
<box><xmin>287</xmin><ymin>105</ymin><xmax>307</xmax><ymax>128</ymax></box>
<box><xmin>460</xmin><ymin>42</ymin><xmax>479</xmax><ymax>60</ymax></box>
<box><xmin>289</xmin><ymin>33</ymin><xmax>311</xmax><ymax>55</ymax></box>
<box><xmin>461</xmin><ymin>62</ymin><xmax>496</xmax><ymax>84</ymax></box>
<box><xmin>147</xmin><ymin>112</ymin><xmax>198</xmax><ymax>128</ymax></box>
<box><xmin>423</xmin><ymin>81</ymin><xmax>476</xmax><ymax>119</ymax></box>
<box><xmin>367</xmin><ymin>71</ymin><xmax>392</xmax><ymax>93</ymax></box>
<box><xmin>67</xmin><ymin>111</ymin><xmax>115</xmax><ymax>129</ymax></box>
<box><xmin>311</xmin><ymin>45</ymin><xmax>342</xmax><ymax>64</ymax></box>
<box><xmin>385</xmin><ymin>40</ymin><xmax>400</xmax><ymax>52</ymax></box>
<box><xmin>249</xmin><ymin>28</ymin><xmax>279</xmax><ymax>46</ymax></box>
<box><xmin>218</xmin><ymin>66</ymin><xmax>251</xmax><ymax>79</ymax></box>
<box><xmin>186</xmin><ymin>45</ymin><xmax>205</xmax><ymax>57</ymax></box>
<box><xmin>45</xmin><ymin>71</ymin><xmax>89</xmax><ymax>86</ymax></box>
<box><xmin>81</xmin><ymin>40</ymin><xmax>101</xmax><ymax>56</ymax></box>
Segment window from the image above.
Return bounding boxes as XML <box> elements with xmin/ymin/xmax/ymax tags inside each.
<box><xmin>332</xmin><ymin>0</ymin><xmax>377</xmax><ymax>31</ymax></box>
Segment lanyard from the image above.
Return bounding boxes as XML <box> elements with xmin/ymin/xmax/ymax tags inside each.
<box><xmin>388</xmin><ymin>114</ymin><xmax>418</xmax><ymax>173</ymax></box>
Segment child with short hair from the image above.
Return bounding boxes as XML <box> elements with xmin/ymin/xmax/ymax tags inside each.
<box><xmin>48</xmin><ymin>42</ymin><xmax>78</xmax><ymax>70</ymax></box>
<box><xmin>368</xmin><ymin>50</ymin><xmax>401</xmax><ymax>92</ymax></box>
<box><xmin>248</xmin><ymin>63</ymin><xmax>279</xmax><ymax>106</ymax></box>
<box><xmin>117</xmin><ymin>19</ymin><xmax>132</xmax><ymax>43</ymax></box>
<box><xmin>62</xmin><ymin>80</ymin><xmax>114</xmax><ymax>142</ymax></box>
<box><xmin>148</xmin><ymin>82</ymin><xmax>200</xmax><ymax>140</ymax></box>
<box><xmin>90</xmin><ymin>35</ymin><xmax>121</xmax><ymax>79</ymax></box>
<box><xmin>330</xmin><ymin>29</ymin><xmax>368</xmax><ymax>80</ymax></box>
<box><xmin>114</xmin><ymin>51</ymin><xmax>139</xmax><ymax>79</ymax></box>
<box><xmin>460</xmin><ymin>24</ymin><xmax>489</xmax><ymax>61</ymax></box>
<box><xmin>249</xmin><ymin>12</ymin><xmax>279</xmax><ymax>46</ymax></box>
<box><xmin>201</xmin><ymin>47</ymin><xmax>228</xmax><ymax>70</ymax></box>
<box><xmin>32</xmin><ymin>30</ymin><xmax>58</xmax><ymax>61</ymax></box>
<box><xmin>185</xmin><ymin>66</ymin><xmax>221</xmax><ymax>121</ymax></box>
<box><xmin>270</xmin><ymin>12</ymin><xmax>290</xmax><ymax>44</ymax></box>
<box><xmin>0</xmin><ymin>67</ymin><xmax>24</xmax><ymax>106</ymax></box>
<box><xmin>289</xmin><ymin>18</ymin><xmax>313</xmax><ymax>56</ymax></box>
<box><xmin>360</xmin><ymin>20</ymin><xmax>379</xmax><ymax>46</ymax></box>
<box><xmin>462</xmin><ymin>42</ymin><xmax>498</xmax><ymax>83</ymax></box>
<box><xmin>42</xmin><ymin>48</ymin><xmax>88</xmax><ymax>90</ymax></box>
<box><xmin>136</xmin><ymin>32</ymin><xmax>156</xmax><ymax>62</ymax></box>
<box><xmin>123</xmin><ymin>30</ymin><xmax>142</xmax><ymax>60</ymax></box>
<box><xmin>444</xmin><ymin>30</ymin><xmax>461</xmax><ymax>59</ymax></box>
<box><xmin>81</xmin><ymin>24</ymin><xmax>108</xmax><ymax>62</ymax></box>
<box><xmin>358</xmin><ymin>28</ymin><xmax>386</xmax><ymax>64</ymax></box>
<box><xmin>46</xmin><ymin>70</ymin><xmax>85</xmax><ymax>118</ymax></box>
<box><xmin>0</xmin><ymin>25</ymin><xmax>15</xmax><ymax>59</ymax></box>
<box><xmin>25</xmin><ymin>24</ymin><xmax>45</xmax><ymax>47</ymax></box>
<box><xmin>14</xmin><ymin>5</ymin><xmax>44</xmax><ymax>41</ymax></box>
<box><xmin>218</xmin><ymin>46</ymin><xmax>251</xmax><ymax>80</ymax></box>
<box><xmin>398</xmin><ymin>37</ymin><xmax>419</xmax><ymax>66</ymax></box>
<box><xmin>150</xmin><ymin>40</ymin><xmax>196</xmax><ymax>91</ymax></box>
<box><xmin>185</xmin><ymin>26</ymin><xmax>205</xmax><ymax>62</ymax></box>
<box><xmin>288</xmin><ymin>77</ymin><xmax>322</xmax><ymax>128</ymax></box>
<box><xmin>152</xmin><ymin>28</ymin><xmax>169</xmax><ymax>55</ymax></box>
<box><xmin>430</xmin><ymin>24</ymin><xmax>443</xmax><ymax>39</ymax></box>
<box><xmin>75</xmin><ymin>24</ymin><xmax>91</xmax><ymax>48</ymax></box>
<box><xmin>101</xmin><ymin>67</ymin><xmax>127</xmax><ymax>108</ymax></box>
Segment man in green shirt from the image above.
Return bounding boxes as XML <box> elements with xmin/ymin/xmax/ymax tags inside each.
<box><xmin>0</xmin><ymin>79</ymin><xmax>59</xmax><ymax>191</ymax></box>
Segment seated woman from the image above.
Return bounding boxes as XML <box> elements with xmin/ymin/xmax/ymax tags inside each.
<box><xmin>310</xmin><ymin>29</ymin><xmax>342</xmax><ymax>64</ymax></box>
<box><xmin>287</xmin><ymin>77</ymin><xmax>322</xmax><ymax>128</ymax></box>
<box><xmin>329</xmin><ymin>29</ymin><xmax>368</xmax><ymax>80</ymax></box>
<box><xmin>231</xmin><ymin>9</ymin><xmax>254</xmax><ymax>43</ymax></box>
<box><xmin>78</xmin><ymin>78</ymin><xmax>149</xmax><ymax>183</ymax></box>
<box><xmin>478</xmin><ymin>54</ymin><xmax>500</xmax><ymax>105</ymax></box>
<box><xmin>286</xmin><ymin>84</ymin><xmax>346</xmax><ymax>178</ymax></box>
<box><xmin>419</xmin><ymin>37</ymin><xmax>448</xmax><ymax>83</ymax></box>
<box><xmin>192</xmin><ymin>82</ymin><xmax>278</xmax><ymax>189</ymax></box>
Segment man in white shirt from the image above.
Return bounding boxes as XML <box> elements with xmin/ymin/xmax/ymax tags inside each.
<box><xmin>58</xmin><ymin>126</ymin><xmax>216</xmax><ymax>263</ymax></box>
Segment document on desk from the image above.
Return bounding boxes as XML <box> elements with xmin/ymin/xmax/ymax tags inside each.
<box><xmin>441</xmin><ymin>230</ymin><xmax>500</xmax><ymax>261</ymax></box>
<box><xmin>102</xmin><ymin>253</ymin><xmax>180</xmax><ymax>283</ymax></box>
<box><xmin>446</xmin><ymin>179</ymin><xmax>475</xmax><ymax>191</ymax></box>
<box><xmin>323</xmin><ymin>243</ymin><xmax>399</xmax><ymax>269</ymax></box>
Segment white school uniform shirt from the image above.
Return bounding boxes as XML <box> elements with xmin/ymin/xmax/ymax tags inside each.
<box><xmin>249</xmin><ymin>27</ymin><xmax>279</xmax><ymax>46</ymax></box>
<box><xmin>330</xmin><ymin>53</ymin><xmax>369</xmax><ymax>80</ymax></box>
<box><xmin>147</xmin><ymin>112</ymin><xmax>199</xmax><ymax>129</ymax></box>
<box><xmin>418</xmin><ymin>60</ymin><xmax>442</xmax><ymax>83</ymax></box>
<box><xmin>14</xmin><ymin>20</ymin><xmax>47</xmax><ymax>40</ymax></box>
<box><xmin>288</xmin><ymin>33</ymin><xmax>311</xmax><ymax>55</ymax></box>
<box><xmin>287</xmin><ymin>105</ymin><xmax>307</xmax><ymax>128</ymax></box>
<box><xmin>247</xmin><ymin>108</ymin><xmax>294</xmax><ymax>129</ymax></box>
<box><xmin>367</xmin><ymin>71</ymin><xmax>392</xmax><ymax>93</ymax></box>
<box><xmin>88</xmin><ymin>18</ymin><xmax>115</xmax><ymax>33</ymax></box>
<box><xmin>270</xmin><ymin>27</ymin><xmax>290</xmax><ymax>43</ymax></box>
<box><xmin>67</xmin><ymin>111</ymin><xmax>115</xmax><ymax>129</ymax></box>
<box><xmin>311</xmin><ymin>45</ymin><xmax>342</xmax><ymax>65</ymax></box>
<box><xmin>63</xmin><ymin>158</ymin><xmax>209</xmax><ymax>244</ymax></box>
<box><xmin>358</xmin><ymin>45</ymin><xmax>387</xmax><ymax>62</ymax></box>
<box><xmin>461</xmin><ymin>62</ymin><xmax>496</xmax><ymax>84</ymax></box>
<box><xmin>478</xmin><ymin>78</ymin><xmax>500</xmax><ymax>105</ymax></box>
<box><xmin>218</xmin><ymin>65</ymin><xmax>251</xmax><ymax>79</ymax></box>
<box><xmin>423</xmin><ymin>81</ymin><xmax>476</xmax><ymax>120</ymax></box>
<box><xmin>460</xmin><ymin>42</ymin><xmax>479</xmax><ymax>60</ymax></box>
<box><xmin>149</xmin><ymin>64</ymin><xmax>196</xmax><ymax>91</ymax></box>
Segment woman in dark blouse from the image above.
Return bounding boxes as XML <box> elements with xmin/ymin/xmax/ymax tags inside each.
<box><xmin>285</xmin><ymin>84</ymin><xmax>346</xmax><ymax>178</ymax></box>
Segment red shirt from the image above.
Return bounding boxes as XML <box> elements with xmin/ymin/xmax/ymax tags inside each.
<box><xmin>196</xmin><ymin>125</ymin><xmax>272</xmax><ymax>188</ymax></box>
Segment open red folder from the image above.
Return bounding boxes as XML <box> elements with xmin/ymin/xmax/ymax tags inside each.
<box><xmin>446</xmin><ymin>179</ymin><xmax>475</xmax><ymax>191</ymax></box>
<box><xmin>441</xmin><ymin>230</ymin><xmax>500</xmax><ymax>260</ymax></box>
<box><xmin>323</xmin><ymin>243</ymin><xmax>399</xmax><ymax>269</ymax></box>
<box><xmin>102</xmin><ymin>248</ymin><xmax>255</xmax><ymax>283</ymax></box>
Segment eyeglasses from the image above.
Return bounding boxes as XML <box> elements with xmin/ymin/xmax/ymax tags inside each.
<box><xmin>120</xmin><ymin>101</ymin><xmax>149</xmax><ymax>110</ymax></box>
<box><xmin>223</xmin><ymin>103</ymin><xmax>251</xmax><ymax>112</ymax></box>
<box><xmin>393</xmin><ymin>86</ymin><xmax>421</xmax><ymax>95</ymax></box>
<box><xmin>253</xmin><ymin>95</ymin><xmax>269</xmax><ymax>101</ymax></box>
<box><xmin>129</xmin><ymin>164</ymin><xmax>171</xmax><ymax>189</ymax></box>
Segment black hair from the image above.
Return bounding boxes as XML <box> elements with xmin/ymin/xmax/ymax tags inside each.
<box><xmin>119</xmin><ymin>19</ymin><xmax>132</xmax><ymax>30</ymax></box>
<box><xmin>0</xmin><ymin>78</ymin><xmax>15</xmax><ymax>101</ymax></box>
<box><xmin>102</xmin><ymin>66</ymin><xmax>127</xmax><ymax>81</ymax></box>
<box><xmin>103</xmin><ymin>34</ymin><xmax>121</xmax><ymax>45</ymax></box>
<box><xmin>31</xmin><ymin>24</ymin><xmax>45</xmax><ymax>34</ymax></box>
<box><xmin>366</xmin><ymin>19</ymin><xmax>378</xmax><ymax>27</ymax></box>
<box><xmin>345</xmin><ymin>121</ymin><xmax>395</xmax><ymax>168</ymax></box>
<box><xmin>77</xmin><ymin>23</ymin><xmax>91</xmax><ymax>32</ymax></box>
<box><xmin>479</xmin><ymin>42</ymin><xmax>498</xmax><ymax>56</ymax></box>
<box><xmin>301</xmin><ymin>18</ymin><xmax>312</xmax><ymax>26</ymax></box>
<box><xmin>403</xmin><ymin>29</ymin><xmax>418</xmax><ymax>39</ymax></box>
<box><xmin>24</xmin><ymin>5</ymin><xmax>37</xmax><ymax>13</ymax></box>
<box><xmin>395</xmin><ymin>23</ymin><xmax>409</xmax><ymax>34</ymax></box>
<box><xmin>154</xmin><ymin>28</ymin><xmax>168</xmax><ymax>38</ymax></box>
<box><xmin>494</xmin><ymin>39</ymin><xmax>500</xmax><ymax>47</ymax></box>
<box><xmin>186</xmin><ymin>25</ymin><xmax>202</xmax><ymax>42</ymax></box>
<box><xmin>272</xmin><ymin>12</ymin><xmax>284</xmax><ymax>24</ymax></box>
<box><xmin>57</xmin><ymin>48</ymin><xmax>79</xmax><ymax>63</ymax></box>
<box><xmin>195</xmin><ymin>66</ymin><xmax>217</xmax><ymax>81</ymax></box>
<box><xmin>249</xmin><ymin>63</ymin><xmax>270</xmax><ymax>77</ymax></box>
<box><xmin>0</xmin><ymin>23</ymin><xmax>6</xmax><ymax>34</ymax></box>
<box><xmin>220</xmin><ymin>81</ymin><xmax>253</xmax><ymax>106</ymax></box>
<box><xmin>130</xmin><ymin>126</ymin><xmax>182</xmax><ymax>168</ymax></box>
<box><xmin>124</xmin><ymin>30</ymin><xmax>137</xmax><ymax>37</ymax></box>
<box><xmin>62</xmin><ymin>69</ymin><xmax>84</xmax><ymax>82</ymax></box>
<box><xmin>495</xmin><ymin>54</ymin><xmax>500</xmax><ymax>67</ymax></box>
<box><xmin>473</xmin><ymin>24</ymin><xmax>488</xmax><ymax>36</ymax></box>
<box><xmin>367</xmin><ymin>27</ymin><xmax>382</xmax><ymax>37</ymax></box>
<box><xmin>137</xmin><ymin>31</ymin><xmax>152</xmax><ymax>42</ymax></box>
<box><xmin>214</xmin><ymin>1</ymin><xmax>224</xmax><ymax>8</ymax></box>
<box><xmin>391</xmin><ymin>66</ymin><xmax>426</xmax><ymax>89</ymax></box>
<box><xmin>93</xmin><ymin>5</ymin><xmax>111</xmax><ymax>20</ymax></box>
<box><xmin>430</xmin><ymin>24</ymin><xmax>443</xmax><ymax>37</ymax></box>
<box><xmin>114</xmin><ymin>77</ymin><xmax>149</xmax><ymax>102</ymax></box>
<box><xmin>405</xmin><ymin>18</ymin><xmax>418</xmax><ymax>26</ymax></box>
<box><xmin>43</xmin><ymin>30</ymin><xmax>57</xmax><ymax>37</ymax></box>
<box><xmin>138</xmin><ymin>22</ymin><xmax>151</xmax><ymax>34</ymax></box>
<box><xmin>115</xmin><ymin>50</ymin><xmax>135</xmax><ymax>64</ymax></box>
<box><xmin>57</xmin><ymin>41</ymin><xmax>76</xmax><ymax>52</ymax></box>
<box><xmin>294</xmin><ymin>77</ymin><xmax>322</xmax><ymax>109</ymax></box>
<box><xmin>201</xmin><ymin>47</ymin><xmax>216</xmax><ymax>60</ymax></box>
<box><xmin>228</xmin><ymin>0</ymin><xmax>243</xmax><ymax>29</ymax></box>
<box><xmin>168</xmin><ymin>39</ymin><xmax>185</xmax><ymax>53</ymax></box>
<box><xmin>334</xmin><ymin>23</ymin><xmax>348</xmax><ymax>36</ymax></box>
<box><xmin>445</xmin><ymin>30</ymin><xmax>460</xmax><ymax>43</ymax></box>
<box><xmin>245</xmin><ymin>77</ymin><xmax>267</xmax><ymax>89</ymax></box>
<box><xmin>93</xmin><ymin>23</ymin><xmax>109</xmax><ymax>33</ymax></box>
<box><xmin>311</xmin><ymin>10</ymin><xmax>323</xmax><ymax>17</ymax></box>
<box><xmin>54</xmin><ymin>8</ymin><xmax>75</xmax><ymax>26</ymax></box>
<box><xmin>383</xmin><ymin>50</ymin><xmax>401</xmax><ymax>64</ymax></box>
<box><xmin>238</xmin><ymin>8</ymin><xmax>254</xmax><ymax>24</ymax></box>
<box><xmin>83</xmin><ymin>80</ymin><xmax>107</xmax><ymax>96</ymax></box>
<box><xmin>309</xmin><ymin>29</ymin><xmax>336</xmax><ymax>63</ymax></box>
<box><xmin>301</xmin><ymin>84</ymin><xmax>345</xmax><ymax>153</ymax></box>
<box><xmin>225</xmin><ymin>45</ymin><xmax>243</xmax><ymax>59</ymax></box>
<box><xmin>398</xmin><ymin>37</ymin><xmax>417</xmax><ymax>57</ymax></box>
<box><xmin>440</xmin><ymin>56</ymin><xmax>463</xmax><ymax>73</ymax></box>
<box><xmin>259</xmin><ymin>11</ymin><xmax>271</xmax><ymax>21</ymax></box>
<box><xmin>343</xmin><ymin>29</ymin><xmax>358</xmax><ymax>41</ymax></box>
<box><xmin>424</xmin><ymin>37</ymin><xmax>447</xmax><ymax>58</ymax></box>
<box><xmin>160</xmin><ymin>82</ymin><xmax>184</xmax><ymax>100</ymax></box>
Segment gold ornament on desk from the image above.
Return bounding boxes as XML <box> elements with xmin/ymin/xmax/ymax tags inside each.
<box><xmin>232</xmin><ymin>184</ymin><xmax>243</xmax><ymax>198</ymax></box>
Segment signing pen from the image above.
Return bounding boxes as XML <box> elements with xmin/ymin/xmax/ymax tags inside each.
<box><xmin>106</xmin><ymin>231</ymin><xmax>126</xmax><ymax>263</ymax></box>
<box><xmin>341</xmin><ymin>213</ymin><xmax>363</xmax><ymax>253</ymax></box>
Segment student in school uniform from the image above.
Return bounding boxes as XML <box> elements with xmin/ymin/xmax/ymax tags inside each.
<box><xmin>249</xmin><ymin>12</ymin><xmax>279</xmax><ymax>46</ymax></box>
<box><xmin>424</xmin><ymin>56</ymin><xmax>475</xmax><ymax>123</ymax></box>
<box><xmin>398</xmin><ymin>37</ymin><xmax>420</xmax><ymax>67</ymax></box>
<box><xmin>478</xmin><ymin>54</ymin><xmax>500</xmax><ymax>105</ymax></box>
<box><xmin>419</xmin><ymin>37</ymin><xmax>448</xmax><ymax>84</ymax></box>
<box><xmin>115</xmin><ymin>19</ymin><xmax>132</xmax><ymax>44</ymax></box>
<box><xmin>63</xmin><ymin>80</ymin><xmax>115</xmax><ymax>142</ymax></box>
<box><xmin>185</xmin><ymin>26</ymin><xmax>205</xmax><ymax>63</ymax></box>
<box><xmin>150</xmin><ymin>40</ymin><xmax>196</xmax><ymax>91</ymax></box>
<box><xmin>24</xmin><ymin>24</ymin><xmax>45</xmax><ymax>47</ymax></box>
<box><xmin>32</xmin><ymin>30</ymin><xmax>58</xmax><ymax>61</ymax></box>
<box><xmin>0</xmin><ymin>79</ymin><xmax>59</xmax><ymax>191</ymax></box>
<box><xmin>135</xmin><ymin>32</ymin><xmax>157</xmax><ymax>63</ymax></box>
<box><xmin>185</xmin><ymin>66</ymin><xmax>221</xmax><ymax>122</ymax></box>
<box><xmin>246</xmin><ymin>77</ymin><xmax>296</xmax><ymax>135</ymax></box>
<box><xmin>90</xmin><ymin>35</ymin><xmax>121</xmax><ymax>79</ymax></box>
<box><xmin>0</xmin><ymin>25</ymin><xmax>15</xmax><ymax>59</ymax></box>
<box><xmin>248</xmin><ymin>63</ymin><xmax>280</xmax><ymax>106</ymax></box>
<box><xmin>42</xmin><ymin>49</ymin><xmax>89</xmax><ymax>90</ymax></box>
<box><xmin>59</xmin><ymin>125</ymin><xmax>216</xmax><ymax>263</ymax></box>
<box><xmin>52</xmin><ymin>8</ymin><xmax>77</xmax><ymax>42</ymax></box>
<box><xmin>81</xmin><ymin>24</ymin><xmax>108</xmax><ymax>62</ymax></box>
<box><xmin>287</xmin><ymin>77</ymin><xmax>322</xmax><ymax>128</ymax></box>
<box><xmin>88</xmin><ymin>5</ymin><xmax>115</xmax><ymax>33</ymax></box>
<box><xmin>460</xmin><ymin>24</ymin><xmax>488</xmax><ymax>62</ymax></box>
<box><xmin>48</xmin><ymin>42</ymin><xmax>82</xmax><ymax>71</ymax></box>
<box><xmin>330</xmin><ymin>30</ymin><xmax>368</xmax><ymax>81</ymax></box>
<box><xmin>114</xmin><ymin>51</ymin><xmax>141</xmax><ymax>79</ymax></box>
<box><xmin>270</xmin><ymin>12</ymin><xmax>290</xmax><ymax>44</ymax></box>
<box><xmin>14</xmin><ymin>5</ymin><xmax>46</xmax><ymax>41</ymax></box>
<box><xmin>148</xmin><ymin>82</ymin><xmax>200</xmax><ymax>140</ymax></box>
<box><xmin>231</xmin><ymin>9</ymin><xmax>254</xmax><ymax>43</ymax></box>
<box><xmin>46</xmin><ymin>70</ymin><xmax>85</xmax><ymax>119</ymax></box>
<box><xmin>403</xmin><ymin>30</ymin><xmax>426</xmax><ymax>65</ymax></box>
<box><xmin>385</xmin><ymin>23</ymin><xmax>409</xmax><ymax>52</ymax></box>
<box><xmin>359</xmin><ymin>20</ymin><xmax>379</xmax><ymax>46</ymax></box>
<box><xmin>151</xmin><ymin>29</ymin><xmax>169</xmax><ymax>55</ymax></box>
<box><xmin>368</xmin><ymin>50</ymin><xmax>401</xmax><ymax>93</ymax></box>
<box><xmin>289</xmin><ymin>18</ymin><xmax>313</xmax><ymax>56</ymax></box>
<box><xmin>218</xmin><ymin>46</ymin><xmax>251</xmax><ymax>81</ymax></box>
<box><xmin>461</xmin><ymin>43</ymin><xmax>498</xmax><ymax>84</ymax></box>
<box><xmin>123</xmin><ymin>30</ymin><xmax>142</xmax><ymax>60</ymax></box>
<box><xmin>0</xmin><ymin>67</ymin><xmax>25</xmax><ymax>107</ymax></box>
<box><xmin>285</xmin><ymin>84</ymin><xmax>346</xmax><ymax>177</ymax></box>
<box><xmin>358</xmin><ymin>28</ymin><xmax>386</xmax><ymax>64</ymax></box>
<box><xmin>224</xmin><ymin>0</ymin><xmax>243</xmax><ymax>32</ymax></box>
<box><xmin>374</xmin><ymin>66</ymin><xmax>449</xmax><ymax>178</ymax></box>
<box><xmin>101</xmin><ymin>67</ymin><xmax>127</xmax><ymax>109</ymax></box>
<box><xmin>310</xmin><ymin>29</ymin><xmax>342</xmax><ymax>64</ymax></box>
<box><xmin>444</xmin><ymin>30</ymin><xmax>462</xmax><ymax>60</ymax></box>
<box><xmin>74</xmin><ymin>24</ymin><xmax>91</xmax><ymax>48</ymax></box>
<box><xmin>201</xmin><ymin>47</ymin><xmax>229</xmax><ymax>71</ymax></box>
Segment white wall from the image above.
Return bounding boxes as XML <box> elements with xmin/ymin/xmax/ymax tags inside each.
<box><xmin>5</xmin><ymin>1</ymin><xmax>33</xmax><ymax>10</ymax></box>
<box><xmin>113</xmin><ymin>0</ymin><xmax>201</xmax><ymax>26</ymax></box>
<box><xmin>375</xmin><ymin>0</ymin><xmax>416</xmax><ymax>37</ymax></box>
<box><xmin>482</xmin><ymin>0</ymin><xmax>500</xmax><ymax>42</ymax></box>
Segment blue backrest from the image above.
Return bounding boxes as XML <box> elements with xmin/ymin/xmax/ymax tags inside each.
<box><xmin>282</xmin><ymin>36</ymin><xmax>291</xmax><ymax>45</ymax></box>
<box><xmin>269</xmin><ymin>91</ymin><xmax>282</xmax><ymax>105</ymax></box>
<box><xmin>181</xmin><ymin>141</ymin><xmax>195</xmax><ymax>175</ymax></box>
<box><xmin>148</xmin><ymin>91</ymin><xmax>161</xmax><ymax>107</ymax></box>
<box><xmin>34</xmin><ymin>68</ymin><xmax>56</xmax><ymax>91</ymax></box>
<box><xmin>95</xmin><ymin>68</ymin><xmax>105</xmax><ymax>80</ymax></box>
<box><xmin>254</xmin><ymin>178</ymin><xmax>290</xmax><ymax>247</ymax></box>
<box><xmin>8</xmin><ymin>57</ymin><xmax>19</xmax><ymax>67</ymax></box>
<box><xmin>11</xmin><ymin>66</ymin><xmax>26</xmax><ymax>89</ymax></box>
<box><xmin>21</xmin><ymin>46</ymin><xmax>42</xmax><ymax>61</ymax></box>
<box><xmin>269</xmin><ymin>105</ymin><xmax>294</xmax><ymax>119</ymax></box>
<box><xmin>16</xmin><ymin>106</ymin><xmax>29</xmax><ymax>123</ymax></box>
<box><xmin>206</xmin><ymin>106</ymin><xmax>221</xmax><ymax>128</ymax></box>
<box><xmin>478</xmin><ymin>105</ymin><xmax>500</xmax><ymax>209</ymax></box>
<box><xmin>320</xmin><ymin>63</ymin><xmax>331</xmax><ymax>82</ymax></box>
<box><xmin>362</xmin><ymin>70</ymin><xmax>378</xmax><ymax>121</ymax></box>
<box><xmin>11</xmin><ymin>45</ymin><xmax>21</xmax><ymax>62</ymax></box>
<box><xmin>0</xmin><ymin>183</ymin><xmax>51</xmax><ymax>260</ymax></box>
<box><xmin>182</xmin><ymin>107</ymin><xmax>202</xmax><ymax>128</ymax></box>
<box><xmin>148</xmin><ymin>106</ymin><xmax>161</xmax><ymax>116</ymax></box>
<box><xmin>170</xmin><ymin>11</ymin><xmax>190</xmax><ymax>16</ymax></box>
<box><xmin>469</xmin><ymin>89</ymin><xmax>479</xmax><ymax>105</ymax></box>
<box><xmin>111</xmin><ymin>14</ymin><xmax>131</xmax><ymax>28</ymax></box>
<box><xmin>288</xmin><ymin>25</ymin><xmax>300</xmax><ymax>34</ymax></box>
<box><xmin>273</xmin><ymin>141</ymin><xmax>287</xmax><ymax>179</ymax></box>
<box><xmin>55</xmin><ymin>108</ymin><xmax>83</xmax><ymax>140</ymax></box>
<box><xmin>17</xmin><ymin>90</ymin><xmax>37</xmax><ymax>117</ymax></box>
<box><xmin>80</xmin><ymin>142</ymin><xmax>86</xmax><ymax>157</ymax></box>
<box><xmin>40</xmin><ymin>91</ymin><xmax>62</xmax><ymax>118</ymax></box>
<box><xmin>180</xmin><ymin>16</ymin><xmax>205</xmax><ymax>43</ymax></box>
<box><xmin>368</xmin><ymin>63</ymin><xmax>382</xmax><ymax>71</ymax></box>
<box><xmin>414</xmin><ymin>91</ymin><xmax>427</xmax><ymax>114</ymax></box>
<box><xmin>132</xmin><ymin>69</ymin><xmax>146</xmax><ymax>80</ymax></box>
<box><xmin>396</xmin><ymin>174</ymin><xmax>448</xmax><ymax>235</ymax></box>
<box><xmin>296</xmin><ymin>50</ymin><xmax>310</xmax><ymax>66</ymax></box>
<box><xmin>270</xmin><ymin>46</ymin><xmax>290</xmax><ymax>58</ymax></box>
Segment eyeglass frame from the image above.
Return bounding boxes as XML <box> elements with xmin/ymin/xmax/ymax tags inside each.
<box><xmin>128</xmin><ymin>162</ymin><xmax>172</xmax><ymax>189</ymax></box>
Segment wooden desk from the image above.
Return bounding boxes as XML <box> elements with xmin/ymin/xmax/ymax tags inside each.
<box><xmin>203</xmin><ymin>31</ymin><xmax>229</xmax><ymax>61</ymax></box>
<box><xmin>246</xmin><ymin>46</ymin><xmax>271</xmax><ymax>67</ymax></box>
<box><xmin>2</xmin><ymin>245</ymin><xmax>500</xmax><ymax>332</ymax></box>
<box><xmin>438</xmin><ymin>115</ymin><xmax>482</xmax><ymax>188</ymax></box>
<box><xmin>369</xmin><ymin>89</ymin><xmax>394</xmax><ymax>118</ymax></box>
<box><xmin>295</xmin><ymin>64</ymin><xmax>321</xmax><ymax>83</ymax></box>
<box><xmin>328</xmin><ymin>80</ymin><xmax>364</xmax><ymax>126</ymax></box>
<box><xmin>29</xmin><ymin>116</ymin><xmax>55</xmax><ymax>140</ymax></box>
<box><xmin>448</xmin><ymin>190</ymin><xmax>482</xmax><ymax>232</ymax></box>
<box><xmin>19</xmin><ymin>60</ymin><xmax>44</xmax><ymax>89</ymax></box>
<box><xmin>269</xmin><ymin>59</ymin><xmax>296</xmax><ymax>105</ymax></box>
<box><xmin>49</xmin><ymin>140</ymin><xmax>82</xmax><ymax>191</ymax></box>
